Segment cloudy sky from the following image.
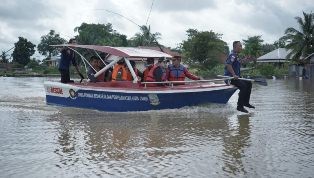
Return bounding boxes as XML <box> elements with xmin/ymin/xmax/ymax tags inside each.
<box><xmin>0</xmin><ymin>0</ymin><xmax>313</xmax><ymax>58</ymax></box>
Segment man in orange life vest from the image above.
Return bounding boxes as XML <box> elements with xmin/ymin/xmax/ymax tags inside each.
<box><xmin>166</xmin><ymin>56</ymin><xmax>200</xmax><ymax>84</ymax></box>
<box><xmin>142</xmin><ymin>57</ymin><xmax>155</xmax><ymax>82</ymax></box>
<box><xmin>145</xmin><ymin>57</ymin><xmax>167</xmax><ymax>86</ymax></box>
<box><xmin>87</xmin><ymin>56</ymin><xmax>105</xmax><ymax>82</ymax></box>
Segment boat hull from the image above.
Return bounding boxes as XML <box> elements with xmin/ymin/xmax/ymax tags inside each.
<box><xmin>44</xmin><ymin>81</ymin><xmax>237</xmax><ymax>112</ymax></box>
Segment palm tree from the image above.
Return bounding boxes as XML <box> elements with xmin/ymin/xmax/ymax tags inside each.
<box><xmin>130</xmin><ymin>25</ymin><xmax>161</xmax><ymax>46</ymax></box>
<box><xmin>282</xmin><ymin>12</ymin><xmax>314</xmax><ymax>62</ymax></box>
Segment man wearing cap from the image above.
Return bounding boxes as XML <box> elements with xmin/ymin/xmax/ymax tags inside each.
<box><xmin>166</xmin><ymin>56</ymin><xmax>200</xmax><ymax>84</ymax></box>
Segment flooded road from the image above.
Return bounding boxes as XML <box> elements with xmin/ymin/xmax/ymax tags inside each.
<box><xmin>0</xmin><ymin>77</ymin><xmax>313</xmax><ymax>177</ymax></box>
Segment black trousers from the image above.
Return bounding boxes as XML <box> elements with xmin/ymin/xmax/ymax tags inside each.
<box><xmin>230</xmin><ymin>79</ymin><xmax>252</xmax><ymax>107</ymax></box>
<box><xmin>59</xmin><ymin>69</ymin><xmax>74</xmax><ymax>83</ymax></box>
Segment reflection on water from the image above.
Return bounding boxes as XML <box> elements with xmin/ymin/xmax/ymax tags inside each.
<box><xmin>0</xmin><ymin>77</ymin><xmax>313</xmax><ymax>177</ymax></box>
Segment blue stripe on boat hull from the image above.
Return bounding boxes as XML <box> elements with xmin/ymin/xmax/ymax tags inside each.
<box><xmin>46</xmin><ymin>88</ymin><xmax>236</xmax><ymax>112</ymax></box>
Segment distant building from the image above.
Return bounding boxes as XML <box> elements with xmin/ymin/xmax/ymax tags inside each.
<box><xmin>46</xmin><ymin>54</ymin><xmax>60</xmax><ymax>67</ymax></box>
<box><xmin>257</xmin><ymin>48</ymin><xmax>292</xmax><ymax>63</ymax></box>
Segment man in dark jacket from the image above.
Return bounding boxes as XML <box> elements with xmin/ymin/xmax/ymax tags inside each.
<box><xmin>58</xmin><ymin>38</ymin><xmax>83</xmax><ymax>83</ymax></box>
<box><xmin>224</xmin><ymin>41</ymin><xmax>255</xmax><ymax>113</ymax></box>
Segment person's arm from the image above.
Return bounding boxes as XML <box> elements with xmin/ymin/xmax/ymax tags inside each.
<box><xmin>225</xmin><ymin>54</ymin><xmax>239</xmax><ymax>79</ymax></box>
<box><xmin>87</xmin><ymin>68</ymin><xmax>97</xmax><ymax>82</ymax></box>
<box><xmin>184</xmin><ymin>67</ymin><xmax>200</xmax><ymax>80</ymax></box>
<box><xmin>225</xmin><ymin>64</ymin><xmax>238</xmax><ymax>79</ymax></box>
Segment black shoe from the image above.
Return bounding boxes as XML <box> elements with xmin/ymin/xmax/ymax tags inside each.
<box><xmin>244</xmin><ymin>104</ymin><xmax>255</xmax><ymax>109</ymax></box>
<box><xmin>237</xmin><ymin>106</ymin><xmax>248</xmax><ymax>113</ymax></box>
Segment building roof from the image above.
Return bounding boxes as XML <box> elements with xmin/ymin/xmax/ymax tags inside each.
<box><xmin>257</xmin><ymin>48</ymin><xmax>292</xmax><ymax>63</ymax></box>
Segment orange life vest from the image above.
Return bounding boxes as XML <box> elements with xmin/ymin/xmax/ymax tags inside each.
<box><xmin>143</xmin><ymin>65</ymin><xmax>153</xmax><ymax>82</ymax></box>
<box><xmin>111</xmin><ymin>64</ymin><xmax>128</xmax><ymax>81</ymax></box>
<box><xmin>146</xmin><ymin>65</ymin><xmax>166</xmax><ymax>86</ymax></box>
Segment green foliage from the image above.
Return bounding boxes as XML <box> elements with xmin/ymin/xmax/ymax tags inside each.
<box><xmin>74</xmin><ymin>23</ymin><xmax>128</xmax><ymax>46</ymax></box>
<box><xmin>281</xmin><ymin>12</ymin><xmax>314</xmax><ymax>62</ymax></box>
<box><xmin>12</xmin><ymin>37</ymin><xmax>35</xmax><ymax>66</ymax></box>
<box><xmin>27</xmin><ymin>58</ymin><xmax>40</xmax><ymax>69</ymax></box>
<box><xmin>249</xmin><ymin>64</ymin><xmax>289</xmax><ymax>78</ymax></box>
<box><xmin>43</xmin><ymin>66</ymin><xmax>59</xmax><ymax>74</ymax></box>
<box><xmin>1</xmin><ymin>51</ymin><xmax>9</xmax><ymax>63</ymax></box>
<box><xmin>242</xmin><ymin>36</ymin><xmax>264</xmax><ymax>58</ymax></box>
<box><xmin>180</xmin><ymin>29</ymin><xmax>228</xmax><ymax>71</ymax></box>
<box><xmin>258</xmin><ymin>64</ymin><xmax>275</xmax><ymax>77</ymax></box>
<box><xmin>37</xmin><ymin>30</ymin><xmax>66</xmax><ymax>58</ymax></box>
<box><xmin>195</xmin><ymin>64</ymin><xmax>225</xmax><ymax>78</ymax></box>
<box><xmin>261</xmin><ymin>43</ymin><xmax>276</xmax><ymax>56</ymax></box>
<box><xmin>241</xmin><ymin>68</ymin><xmax>261</xmax><ymax>77</ymax></box>
<box><xmin>274</xmin><ymin>38</ymin><xmax>286</xmax><ymax>48</ymax></box>
<box><xmin>129</xmin><ymin>25</ymin><xmax>161</xmax><ymax>47</ymax></box>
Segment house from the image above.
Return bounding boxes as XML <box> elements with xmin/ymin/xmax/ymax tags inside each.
<box><xmin>257</xmin><ymin>48</ymin><xmax>291</xmax><ymax>64</ymax></box>
<box><xmin>45</xmin><ymin>54</ymin><xmax>60</xmax><ymax>67</ymax></box>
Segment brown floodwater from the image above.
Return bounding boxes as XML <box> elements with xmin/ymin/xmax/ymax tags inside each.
<box><xmin>0</xmin><ymin>77</ymin><xmax>313</xmax><ymax>177</ymax></box>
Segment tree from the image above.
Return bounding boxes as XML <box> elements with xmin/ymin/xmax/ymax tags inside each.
<box><xmin>129</xmin><ymin>25</ymin><xmax>161</xmax><ymax>47</ymax></box>
<box><xmin>12</xmin><ymin>37</ymin><xmax>35</xmax><ymax>66</ymax></box>
<box><xmin>242</xmin><ymin>36</ymin><xmax>264</xmax><ymax>58</ymax></box>
<box><xmin>1</xmin><ymin>51</ymin><xmax>9</xmax><ymax>63</ymax></box>
<box><xmin>1</xmin><ymin>47</ymin><xmax>14</xmax><ymax>63</ymax></box>
<box><xmin>38</xmin><ymin>30</ymin><xmax>66</xmax><ymax>59</ymax></box>
<box><xmin>274</xmin><ymin>38</ymin><xmax>286</xmax><ymax>48</ymax></box>
<box><xmin>74</xmin><ymin>23</ymin><xmax>128</xmax><ymax>46</ymax></box>
<box><xmin>180</xmin><ymin>29</ymin><xmax>228</xmax><ymax>70</ymax></box>
<box><xmin>261</xmin><ymin>43</ymin><xmax>276</xmax><ymax>55</ymax></box>
<box><xmin>281</xmin><ymin>12</ymin><xmax>314</xmax><ymax>61</ymax></box>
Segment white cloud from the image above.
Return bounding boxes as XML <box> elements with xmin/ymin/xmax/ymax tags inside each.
<box><xmin>0</xmin><ymin>0</ymin><xmax>313</xmax><ymax>57</ymax></box>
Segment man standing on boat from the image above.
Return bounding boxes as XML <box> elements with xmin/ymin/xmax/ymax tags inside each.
<box><xmin>224</xmin><ymin>41</ymin><xmax>255</xmax><ymax>113</ymax></box>
<box><xmin>58</xmin><ymin>38</ymin><xmax>83</xmax><ymax>83</ymax></box>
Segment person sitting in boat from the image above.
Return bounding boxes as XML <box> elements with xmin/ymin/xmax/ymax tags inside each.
<box><xmin>145</xmin><ymin>57</ymin><xmax>167</xmax><ymax>86</ymax></box>
<box><xmin>87</xmin><ymin>56</ymin><xmax>105</xmax><ymax>82</ymax></box>
<box><xmin>142</xmin><ymin>57</ymin><xmax>155</xmax><ymax>82</ymax></box>
<box><xmin>126</xmin><ymin>60</ymin><xmax>143</xmax><ymax>81</ymax></box>
<box><xmin>98</xmin><ymin>58</ymin><xmax>112</xmax><ymax>82</ymax></box>
<box><xmin>166</xmin><ymin>56</ymin><xmax>200</xmax><ymax>84</ymax></box>
<box><xmin>111</xmin><ymin>59</ymin><xmax>129</xmax><ymax>81</ymax></box>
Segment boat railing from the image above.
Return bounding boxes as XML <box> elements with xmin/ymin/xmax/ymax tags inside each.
<box><xmin>141</xmin><ymin>78</ymin><xmax>232</xmax><ymax>88</ymax></box>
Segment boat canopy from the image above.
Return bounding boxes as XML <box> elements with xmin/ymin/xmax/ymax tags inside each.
<box><xmin>52</xmin><ymin>44</ymin><xmax>173</xmax><ymax>58</ymax></box>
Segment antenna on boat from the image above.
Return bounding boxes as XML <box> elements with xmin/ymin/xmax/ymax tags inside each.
<box><xmin>98</xmin><ymin>6</ymin><xmax>167</xmax><ymax>54</ymax></box>
<box><xmin>145</xmin><ymin>0</ymin><xmax>155</xmax><ymax>26</ymax></box>
<box><xmin>98</xmin><ymin>9</ymin><xmax>141</xmax><ymax>28</ymax></box>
